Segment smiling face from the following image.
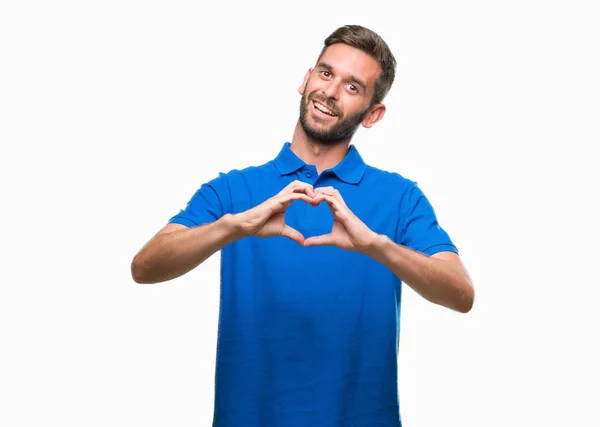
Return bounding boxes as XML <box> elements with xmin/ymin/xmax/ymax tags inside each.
<box><xmin>298</xmin><ymin>43</ymin><xmax>386</xmax><ymax>145</ymax></box>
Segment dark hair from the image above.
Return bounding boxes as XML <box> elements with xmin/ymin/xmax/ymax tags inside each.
<box><xmin>317</xmin><ymin>25</ymin><xmax>396</xmax><ymax>105</ymax></box>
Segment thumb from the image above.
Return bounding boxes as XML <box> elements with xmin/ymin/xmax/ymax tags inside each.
<box><xmin>280</xmin><ymin>225</ymin><xmax>305</xmax><ymax>245</ymax></box>
<box><xmin>303</xmin><ymin>234</ymin><xmax>334</xmax><ymax>247</ymax></box>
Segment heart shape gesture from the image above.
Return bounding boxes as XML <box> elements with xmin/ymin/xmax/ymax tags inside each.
<box><xmin>303</xmin><ymin>186</ymin><xmax>377</xmax><ymax>251</ymax></box>
<box><xmin>235</xmin><ymin>180</ymin><xmax>378</xmax><ymax>252</ymax></box>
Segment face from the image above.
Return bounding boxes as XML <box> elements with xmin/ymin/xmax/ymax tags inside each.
<box><xmin>298</xmin><ymin>43</ymin><xmax>386</xmax><ymax>145</ymax></box>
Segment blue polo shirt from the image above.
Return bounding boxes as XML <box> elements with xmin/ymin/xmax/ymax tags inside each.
<box><xmin>168</xmin><ymin>142</ymin><xmax>457</xmax><ymax>427</ymax></box>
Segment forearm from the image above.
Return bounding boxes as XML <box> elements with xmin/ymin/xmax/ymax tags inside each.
<box><xmin>363</xmin><ymin>234</ymin><xmax>473</xmax><ymax>313</ymax></box>
<box><xmin>131</xmin><ymin>214</ymin><xmax>243</xmax><ymax>284</ymax></box>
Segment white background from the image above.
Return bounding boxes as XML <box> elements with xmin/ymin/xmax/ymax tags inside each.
<box><xmin>1</xmin><ymin>0</ymin><xmax>599</xmax><ymax>426</ymax></box>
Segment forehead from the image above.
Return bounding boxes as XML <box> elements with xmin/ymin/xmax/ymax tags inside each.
<box><xmin>317</xmin><ymin>43</ymin><xmax>381</xmax><ymax>86</ymax></box>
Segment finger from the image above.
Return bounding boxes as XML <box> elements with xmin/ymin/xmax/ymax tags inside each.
<box><xmin>282</xmin><ymin>192</ymin><xmax>315</xmax><ymax>204</ymax></box>
<box><xmin>280</xmin><ymin>224</ymin><xmax>305</xmax><ymax>245</ymax></box>
<box><xmin>285</xmin><ymin>180</ymin><xmax>316</xmax><ymax>197</ymax></box>
<box><xmin>312</xmin><ymin>194</ymin><xmax>350</xmax><ymax>221</ymax></box>
<box><xmin>303</xmin><ymin>233</ymin><xmax>334</xmax><ymax>247</ymax></box>
<box><xmin>314</xmin><ymin>187</ymin><xmax>344</xmax><ymax>203</ymax></box>
<box><xmin>296</xmin><ymin>187</ymin><xmax>316</xmax><ymax>198</ymax></box>
<box><xmin>312</xmin><ymin>193</ymin><xmax>340</xmax><ymax>209</ymax></box>
<box><xmin>271</xmin><ymin>192</ymin><xmax>314</xmax><ymax>212</ymax></box>
<box><xmin>314</xmin><ymin>186</ymin><xmax>335</xmax><ymax>195</ymax></box>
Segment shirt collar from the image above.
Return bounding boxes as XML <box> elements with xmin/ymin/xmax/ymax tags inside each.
<box><xmin>272</xmin><ymin>142</ymin><xmax>367</xmax><ymax>184</ymax></box>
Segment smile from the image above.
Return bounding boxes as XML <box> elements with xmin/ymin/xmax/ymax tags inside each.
<box><xmin>312</xmin><ymin>100</ymin><xmax>337</xmax><ymax>117</ymax></box>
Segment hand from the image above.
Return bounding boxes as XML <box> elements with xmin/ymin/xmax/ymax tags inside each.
<box><xmin>234</xmin><ymin>180</ymin><xmax>317</xmax><ymax>245</ymax></box>
<box><xmin>303</xmin><ymin>186</ymin><xmax>378</xmax><ymax>251</ymax></box>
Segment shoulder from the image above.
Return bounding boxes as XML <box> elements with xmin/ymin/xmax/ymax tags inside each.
<box><xmin>363</xmin><ymin>164</ymin><xmax>418</xmax><ymax>195</ymax></box>
<box><xmin>212</xmin><ymin>159</ymin><xmax>278</xmax><ymax>186</ymax></box>
<box><xmin>361</xmin><ymin>165</ymin><xmax>434</xmax><ymax>217</ymax></box>
<box><xmin>202</xmin><ymin>157</ymin><xmax>283</xmax><ymax>206</ymax></box>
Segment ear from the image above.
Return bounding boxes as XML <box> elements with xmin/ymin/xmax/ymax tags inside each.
<box><xmin>298</xmin><ymin>68</ymin><xmax>313</xmax><ymax>95</ymax></box>
<box><xmin>362</xmin><ymin>103</ymin><xmax>386</xmax><ymax>128</ymax></box>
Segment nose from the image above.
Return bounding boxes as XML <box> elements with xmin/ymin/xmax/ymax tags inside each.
<box><xmin>321</xmin><ymin>80</ymin><xmax>341</xmax><ymax>101</ymax></box>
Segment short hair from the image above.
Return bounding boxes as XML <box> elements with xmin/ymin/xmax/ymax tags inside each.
<box><xmin>317</xmin><ymin>25</ymin><xmax>397</xmax><ymax>105</ymax></box>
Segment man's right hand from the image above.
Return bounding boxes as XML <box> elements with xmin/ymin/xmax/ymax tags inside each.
<box><xmin>233</xmin><ymin>180</ymin><xmax>316</xmax><ymax>245</ymax></box>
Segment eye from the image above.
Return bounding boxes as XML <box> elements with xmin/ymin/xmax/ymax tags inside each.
<box><xmin>320</xmin><ymin>70</ymin><xmax>331</xmax><ymax>78</ymax></box>
<box><xmin>347</xmin><ymin>84</ymin><xmax>358</xmax><ymax>93</ymax></box>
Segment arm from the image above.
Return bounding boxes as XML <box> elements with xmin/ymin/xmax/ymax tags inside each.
<box><xmin>131</xmin><ymin>215</ymin><xmax>243</xmax><ymax>284</ymax></box>
<box><xmin>363</xmin><ymin>237</ymin><xmax>474</xmax><ymax>313</ymax></box>
<box><xmin>131</xmin><ymin>180</ymin><xmax>316</xmax><ymax>284</ymax></box>
<box><xmin>305</xmin><ymin>186</ymin><xmax>475</xmax><ymax>313</ymax></box>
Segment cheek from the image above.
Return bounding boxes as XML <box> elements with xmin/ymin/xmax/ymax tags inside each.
<box><xmin>305</xmin><ymin>76</ymin><xmax>327</xmax><ymax>97</ymax></box>
<box><xmin>340</xmin><ymin>97</ymin><xmax>366</xmax><ymax>116</ymax></box>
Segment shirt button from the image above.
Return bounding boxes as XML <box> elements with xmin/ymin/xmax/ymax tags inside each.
<box><xmin>305</xmin><ymin>171</ymin><xmax>312</xmax><ymax>178</ymax></box>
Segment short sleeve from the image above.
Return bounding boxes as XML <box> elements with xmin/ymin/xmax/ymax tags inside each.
<box><xmin>399</xmin><ymin>182</ymin><xmax>458</xmax><ymax>256</ymax></box>
<box><xmin>168</xmin><ymin>173</ymin><xmax>229</xmax><ymax>227</ymax></box>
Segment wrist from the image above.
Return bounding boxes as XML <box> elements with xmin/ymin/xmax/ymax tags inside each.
<box><xmin>358</xmin><ymin>232</ymin><xmax>390</xmax><ymax>257</ymax></box>
<box><xmin>221</xmin><ymin>213</ymin><xmax>247</xmax><ymax>240</ymax></box>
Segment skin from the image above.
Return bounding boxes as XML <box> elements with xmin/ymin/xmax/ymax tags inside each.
<box><xmin>131</xmin><ymin>43</ymin><xmax>475</xmax><ymax>313</ymax></box>
<box><xmin>291</xmin><ymin>43</ymin><xmax>386</xmax><ymax>174</ymax></box>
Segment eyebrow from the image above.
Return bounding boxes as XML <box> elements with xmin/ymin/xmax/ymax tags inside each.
<box><xmin>317</xmin><ymin>61</ymin><xmax>368</xmax><ymax>93</ymax></box>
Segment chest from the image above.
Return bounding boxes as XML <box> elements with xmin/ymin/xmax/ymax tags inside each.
<box><xmin>227</xmin><ymin>175</ymin><xmax>402</xmax><ymax>241</ymax></box>
<box><xmin>283</xmin><ymin>187</ymin><xmax>400</xmax><ymax>240</ymax></box>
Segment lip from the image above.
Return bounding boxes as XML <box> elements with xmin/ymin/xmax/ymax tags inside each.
<box><xmin>311</xmin><ymin>100</ymin><xmax>338</xmax><ymax>120</ymax></box>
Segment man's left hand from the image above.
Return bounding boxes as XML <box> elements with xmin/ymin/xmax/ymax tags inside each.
<box><xmin>303</xmin><ymin>186</ymin><xmax>378</xmax><ymax>251</ymax></box>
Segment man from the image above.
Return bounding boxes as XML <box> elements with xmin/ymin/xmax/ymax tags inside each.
<box><xmin>131</xmin><ymin>24</ymin><xmax>474</xmax><ymax>427</ymax></box>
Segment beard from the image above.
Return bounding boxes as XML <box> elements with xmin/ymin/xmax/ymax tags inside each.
<box><xmin>299</xmin><ymin>91</ymin><xmax>370</xmax><ymax>146</ymax></box>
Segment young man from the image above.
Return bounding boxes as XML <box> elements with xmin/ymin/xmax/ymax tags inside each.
<box><xmin>131</xmin><ymin>24</ymin><xmax>474</xmax><ymax>427</ymax></box>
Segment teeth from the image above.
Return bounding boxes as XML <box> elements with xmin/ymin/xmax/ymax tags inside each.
<box><xmin>314</xmin><ymin>101</ymin><xmax>335</xmax><ymax>116</ymax></box>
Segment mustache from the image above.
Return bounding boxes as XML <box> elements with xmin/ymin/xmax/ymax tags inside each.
<box><xmin>308</xmin><ymin>93</ymin><xmax>341</xmax><ymax>116</ymax></box>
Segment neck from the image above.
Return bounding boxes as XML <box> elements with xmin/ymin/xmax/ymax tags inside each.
<box><xmin>290</xmin><ymin>121</ymin><xmax>351</xmax><ymax>174</ymax></box>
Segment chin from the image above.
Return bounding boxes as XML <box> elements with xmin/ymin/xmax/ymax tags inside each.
<box><xmin>309</xmin><ymin>119</ymin><xmax>336</xmax><ymax>132</ymax></box>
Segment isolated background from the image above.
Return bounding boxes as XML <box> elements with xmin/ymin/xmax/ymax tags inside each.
<box><xmin>1</xmin><ymin>0</ymin><xmax>598</xmax><ymax>426</ymax></box>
